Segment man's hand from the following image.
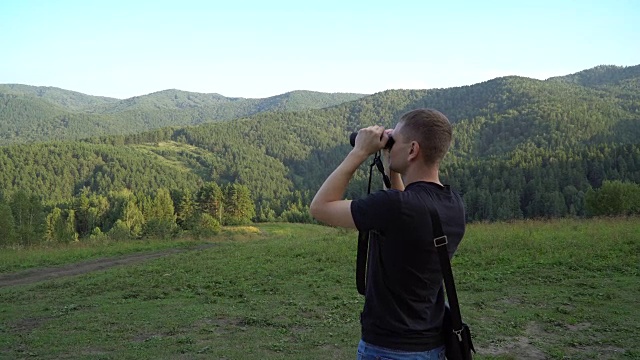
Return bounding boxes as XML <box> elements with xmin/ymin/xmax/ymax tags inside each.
<box><xmin>353</xmin><ymin>126</ymin><xmax>391</xmax><ymax>156</ymax></box>
<box><xmin>310</xmin><ymin>125</ymin><xmax>396</xmax><ymax>228</ymax></box>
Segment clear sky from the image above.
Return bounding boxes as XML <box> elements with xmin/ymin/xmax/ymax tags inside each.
<box><xmin>1</xmin><ymin>0</ymin><xmax>638</xmax><ymax>99</ymax></box>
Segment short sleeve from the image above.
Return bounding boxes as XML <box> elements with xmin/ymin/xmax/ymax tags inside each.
<box><xmin>350</xmin><ymin>190</ymin><xmax>400</xmax><ymax>233</ymax></box>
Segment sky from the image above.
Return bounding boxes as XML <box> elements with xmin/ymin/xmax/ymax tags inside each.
<box><xmin>1</xmin><ymin>0</ymin><xmax>638</xmax><ymax>99</ymax></box>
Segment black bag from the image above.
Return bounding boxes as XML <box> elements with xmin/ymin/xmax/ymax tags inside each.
<box><xmin>442</xmin><ymin>304</ymin><xmax>475</xmax><ymax>360</ymax></box>
<box><xmin>427</xmin><ymin>202</ymin><xmax>475</xmax><ymax>360</ymax></box>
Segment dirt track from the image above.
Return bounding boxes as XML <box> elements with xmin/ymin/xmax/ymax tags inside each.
<box><xmin>0</xmin><ymin>244</ymin><xmax>216</xmax><ymax>288</ymax></box>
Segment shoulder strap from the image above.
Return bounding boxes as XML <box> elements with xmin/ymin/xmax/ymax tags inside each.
<box><xmin>356</xmin><ymin>231</ymin><xmax>368</xmax><ymax>295</ymax></box>
<box><xmin>426</xmin><ymin>201</ymin><xmax>465</xmax><ymax>334</ymax></box>
<box><xmin>356</xmin><ymin>151</ymin><xmax>390</xmax><ymax>296</ymax></box>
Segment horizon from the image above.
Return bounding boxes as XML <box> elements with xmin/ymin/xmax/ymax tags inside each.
<box><xmin>1</xmin><ymin>1</ymin><xmax>638</xmax><ymax>99</ymax></box>
<box><xmin>4</xmin><ymin>62</ymin><xmax>637</xmax><ymax>100</ymax></box>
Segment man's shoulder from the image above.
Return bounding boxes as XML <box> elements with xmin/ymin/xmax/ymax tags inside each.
<box><xmin>406</xmin><ymin>182</ymin><xmax>461</xmax><ymax>199</ymax></box>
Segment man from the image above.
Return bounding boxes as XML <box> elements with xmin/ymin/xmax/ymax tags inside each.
<box><xmin>309</xmin><ymin>108</ymin><xmax>466</xmax><ymax>359</ymax></box>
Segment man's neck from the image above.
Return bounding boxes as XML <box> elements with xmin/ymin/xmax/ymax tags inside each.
<box><xmin>403</xmin><ymin>165</ymin><xmax>441</xmax><ymax>186</ymax></box>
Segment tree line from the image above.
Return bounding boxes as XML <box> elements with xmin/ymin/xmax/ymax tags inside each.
<box><xmin>0</xmin><ymin>182</ymin><xmax>259</xmax><ymax>247</ymax></box>
<box><xmin>0</xmin><ymin>64</ymin><xmax>638</xmax><ymax>243</ymax></box>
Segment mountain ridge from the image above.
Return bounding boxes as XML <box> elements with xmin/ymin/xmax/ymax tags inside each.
<box><xmin>0</xmin><ymin>63</ymin><xmax>639</xmax><ymax>222</ymax></box>
<box><xmin>0</xmin><ymin>86</ymin><xmax>368</xmax><ymax>145</ymax></box>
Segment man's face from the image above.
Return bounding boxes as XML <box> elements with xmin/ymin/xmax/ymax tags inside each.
<box><xmin>388</xmin><ymin>123</ymin><xmax>410</xmax><ymax>174</ymax></box>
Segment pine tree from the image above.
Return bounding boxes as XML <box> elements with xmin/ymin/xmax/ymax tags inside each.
<box><xmin>65</xmin><ymin>209</ymin><xmax>79</xmax><ymax>242</ymax></box>
<box><xmin>45</xmin><ymin>207</ymin><xmax>64</xmax><ymax>242</ymax></box>
<box><xmin>177</xmin><ymin>190</ymin><xmax>197</xmax><ymax>230</ymax></box>
<box><xmin>122</xmin><ymin>199</ymin><xmax>145</xmax><ymax>238</ymax></box>
<box><xmin>197</xmin><ymin>182</ymin><xmax>224</xmax><ymax>223</ymax></box>
<box><xmin>223</xmin><ymin>183</ymin><xmax>255</xmax><ymax>225</ymax></box>
<box><xmin>144</xmin><ymin>188</ymin><xmax>177</xmax><ymax>238</ymax></box>
<box><xmin>45</xmin><ymin>208</ymin><xmax>79</xmax><ymax>243</ymax></box>
<box><xmin>0</xmin><ymin>200</ymin><xmax>16</xmax><ymax>246</ymax></box>
<box><xmin>10</xmin><ymin>191</ymin><xmax>45</xmax><ymax>246</ymax></box>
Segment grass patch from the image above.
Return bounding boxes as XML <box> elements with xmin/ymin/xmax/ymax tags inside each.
<box><xmin>130</xmin><ymin>141</ymin><xmax>216</xmax><ymax>178</ymax></box>
<box><xmin>1</xmin><ymin>219</ymin><xmax>639</xmax><ymax>359</ymax></box>
<box><xmin>0</xmin><ymin>235</ymin><xmax>212</xmax><ymax>274</ymax></box>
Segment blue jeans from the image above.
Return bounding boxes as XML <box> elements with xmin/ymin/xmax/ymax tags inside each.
<box><xmin>356</xmin><ymin>340</ymin><xmax>445</xmax><ymax>360</ymax></box>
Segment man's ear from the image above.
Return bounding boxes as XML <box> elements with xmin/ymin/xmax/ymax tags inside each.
<box><xmin>408</xmin><ymin>141</ymin><xmax>420</xmax><ymax>161</ymax></box>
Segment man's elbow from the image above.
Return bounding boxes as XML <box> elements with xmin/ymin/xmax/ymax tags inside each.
<box><xmin>309</xmin><ymin>200</ymin><xmax>323</xmax><ymax>221</ymax></box>
<box><xmin>309</xmin><ymin>200</ymin><xmax>335</xmax><ymax>225</ymax></box>
<box><xmin>309</xmin><ymin>201</ymin><xmax>356</xmax><ymax>229</ymax></box>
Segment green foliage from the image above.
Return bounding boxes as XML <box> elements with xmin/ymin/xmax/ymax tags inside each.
<box><xmin>192</xmin><ymin>212</ymin><xmax>221</xmax><ymax>239</ymax></box>
<box><xmin>197</xmin><ymin>182</ymin><xmax>225</xmax><ymax>223</ymax></box>
<box><xmin>45</xmin><ymin>207</ymin><xmax>63</xmax><ymax>242</ymax></box>
<box><xmin>143</xmin><ymin>188</ymin><xmax>177</xmax><ymax>238</ymax></box>
<box><xmin>585</xmin><ymin>180</ymin><xmax>640</xmax><ymax>216</ymax></box>
<box><xmin>88</xmin><ymin>227</ymin><xmax>108</xmax><ymax>241</ymax></box>
<box><xmin>0</xmin><ymin>199</ymin><xmax>16</xmax><ymax>246</ymax></box>
<box><xmin>121</xmin><ymin>199</ymin><xmax>145</xmax><ymax>238</ymax></box>
<box><xmin>0</xmin><ymin>85</ymin><xmax>366</xmax><ymax>145</ymax></box>
<box><xmin>1</xmin><ymin>64</ymin><xmax>639</xmax><ymax>225</ymax></box>
<box><xmin>108</xmin><ymin>219</ymin><xmax>132</xmax><ymax>241</ymax></box>
<box><xmin>73</xmin><ymin>191</ymin><xmax>110</xmax><ymax>237</ymax></box>
<box><xmin>176</xmin><ymin>190</ymin><xmax>198</xmax><ymax>230</ymax></box>
<box><xmin>279</xmin><ymin>202</ymin><xmax>314</xmax><ymax>224</ymax></box>
<box><xmin>9</xmin><ymin>191</ymin><xmax>45</xmax><ymax>246</ymax></box>
<box><xmin>223</xmin><ymin>183</ymin><xmax>255</xmax><ymax>225</ymax></box>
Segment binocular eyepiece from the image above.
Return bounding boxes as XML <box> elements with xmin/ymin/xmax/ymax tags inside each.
<box><xmin>349</xmin><ymin>132</ymin><xmax>395</xmax><ymax>150</ymax></box>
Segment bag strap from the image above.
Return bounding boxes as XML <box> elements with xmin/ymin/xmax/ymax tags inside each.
<box><xmin>356</xmin><ymin>231</ymin><xmax>368</xmax><ymax>295</ymax></box>
<box><xmin>356</xmin><ymin>151</ymin><xmax>390</xmax><ymax>295</ymax></box>
<box><xmin>426</xmin><ymin>201</ymin><xmax>466</xmax><ymax>338</ymax></box>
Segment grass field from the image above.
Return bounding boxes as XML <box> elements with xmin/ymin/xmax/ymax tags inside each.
<box><xmin>1</xmin><ymin>218</ymin><xmax>639</xmax><ymax>359</ymax></box>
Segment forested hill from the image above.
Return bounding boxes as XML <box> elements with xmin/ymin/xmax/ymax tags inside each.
<box><xmin>0</xmin><ymin>64</ymin><xmax>639</xmax><ymax>225</ymax></box>
<box><xmin>0</xmin><ymin>85</ymin><xmax>366</xmax><ymax>145</ymax></box>
<box><xmin>549</xmin><ymin>64</ymin><xmax>640</xmax><ymax>89</ymax></box>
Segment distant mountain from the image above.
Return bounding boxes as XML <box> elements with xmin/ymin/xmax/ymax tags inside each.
<box><xmin>1</xmin><ymin>64</ymin><xmax>639</xmax><ymax>222</ymax></box>
<box><xmin>548</xmin><ymin>64</ymin><xmax>640</xmax><ymax>88</ymax></box>
<box><xmin>89</xmin><ymin>89</ymin><xmax>366</xmax><ymax>113</ymax></box>
<box><xmin>0</xmin><ymin>84</ymin><xmax>118</xmax><ymax>110</ymax></box>
<box><xmin>0</xmin><ymin>86</ymin><xmax>366</xmax><ymax>145</ymax></box>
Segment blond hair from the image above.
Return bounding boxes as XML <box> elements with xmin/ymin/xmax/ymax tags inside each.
<box><xmin>397</xmin><ymin>108</ymin><xmax>452</xmax><ymax>165</ymax></box>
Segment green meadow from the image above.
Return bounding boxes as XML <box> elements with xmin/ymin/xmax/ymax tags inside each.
<box><xmin>1</xmin><ymin>218</ymin><xmax>639</xmax><ymax>359</ymax></box>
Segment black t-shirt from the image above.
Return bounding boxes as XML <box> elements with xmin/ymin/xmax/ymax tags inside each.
<box><xmin>350</xmin><ymin>181</ymin><xmax>465</xmax><ymax>351</ymax></box>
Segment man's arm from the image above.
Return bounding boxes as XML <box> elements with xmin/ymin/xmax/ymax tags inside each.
<box><xmin>309</xmin><ymin>126</ymin><xmax>390</xmax><ymax>228</ymax></box>
<box><xmin>309</xmin><ymin>149</ymin><xmax>368</xmax><ymax>228</ymax></box>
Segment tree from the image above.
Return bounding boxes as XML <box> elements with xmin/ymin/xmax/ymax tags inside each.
<box><xmin>72</xmin><ymin>189</ymin><xmax>110</xmax><ymax>238</ymax></box>
<box><xmin>46</xmin><ymin>208</ymin><xmax>78</xmax><ymax>243</ymax></box>
<box><xmin>65</xmin><ymin>210</ymin><xmax>79</xmax><ymax>242</ymax></box>
<box><xmin>122</xmin><ymin>199</ymin><xmax>145</xmax><ymax>238</ymax></box>
<box><xmin>10</xmin><ymin>191</ymin><xmax>45</xmax><ymax>246</ymax></box>
<box><xmin>197</xmin><ymin>182</ymin><xmax>224</xmax><ymax>223</ymax></box>
<box><xmin>0</xmin><ymin>199</ymin><xmax>16</xmax><ymax>246</ymax></box>
<box><xmin>585</xmin><ymin>180</ymin><xmax>640</xmax><ymax>216</ymax></box>
<box><xmin>192</xmin><ymin>213</ymin><xmax>221</xmax><ymax>239</ymax></box>
<box><xmin>45</xmin><ymin>207</ymin><xmax>64</xmax><ymax>242</ymax></box>
<box><xmin>223</xmin><ymin>183</ymin><xmax>255</xmax><ymax>225</ymax></box>
<box><xmin>176</xmin><ymin>190</ymin><xmax>197</xmax><ymax>230</ymax></box>
<box><xmin>280</xmin><ymin>202</ymin><xmax>313</xmax><ymax>223</ymax></box>
<box><xmin>144</xmin><ymin>188</ymin><xmax>177</xmax><ymax>238</ymax></box>
<box><xmin>108</xmin><ymin>219</ymin><xmax>132</xmax><ymax>241</ymax></box>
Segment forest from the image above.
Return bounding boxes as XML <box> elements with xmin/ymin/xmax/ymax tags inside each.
<box><xmin>0</xmin><ymin>64</ymin><xmax>639</xmax><ymax>245</ymax></box>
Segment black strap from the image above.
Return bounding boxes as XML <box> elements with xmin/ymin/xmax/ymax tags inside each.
<box><xmin>355</xmin><ymin>230</ymin><xmax>368</xmax><ymax>295</ymax></box>
<box><xmin>356</xmin><ymin>151</ymin><xmax>390</xmax><ymax>295</ymax></box>
<box><xmin>427</xmin><ymin>201</ymin><xmax>465</xmax><ymax>337</ymax></box>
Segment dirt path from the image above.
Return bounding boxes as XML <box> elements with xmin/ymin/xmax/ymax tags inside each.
<box><xmin>0</xmin><ymin>244</ymin><xmax>216</xmax><ymax>288</ymax></box>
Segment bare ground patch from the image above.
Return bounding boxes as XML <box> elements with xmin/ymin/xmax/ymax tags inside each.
<box><xmin>0</xmin><ymin>243</ymin><xmax>217</xmax><ymax>288</ymax></box>
<box><xmin>480</xmin><ymin>322</ymin><xmax>548</xmax><ymax>360</ymax></box>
